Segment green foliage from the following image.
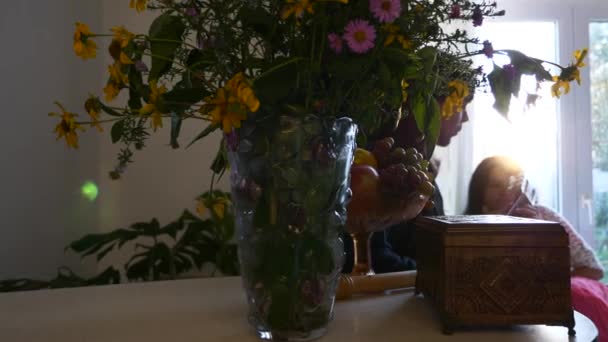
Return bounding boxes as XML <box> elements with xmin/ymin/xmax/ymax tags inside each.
<box><xmin>488</xmin><ymin>50</ymin><xmax>555</xmax><ymax>117</ymax></box>
<box><xmin>488</xmin><ymin>64</ymin><xmax>512</xmax><ymax>116</ymax></box>
<box><xmin>0</xmin><ymin>191</ymin><xmax>238</xmax><ymax>292</ymax></box>
<box><xmin>596</xmin><ymin>192</ymin><xmax>608</xmax><ymax>229</ymax></box>
<box><xmin>594</xmin><ymin>192</ymin><xmax>608</xmax><ymax>283</ymax></box>
<box><xmin>66</xmin><ymin>208</ymin><xmax>238</xmax><ymax>281</ymax></box>
<box><xmin>148</xmin><ymin>14</ymin><xmax>187</xmax><ymax>80</ymax></box>
<box><xmin>0</xmin><ymin>267</ymin><xmax>120</xmax><ymax>292</ymax></box>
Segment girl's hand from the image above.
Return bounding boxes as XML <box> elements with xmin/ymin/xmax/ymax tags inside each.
<box><xmin>510</xmin><ymin>204</ymin><xmax>541</xmax><ymax>219</ymax></box>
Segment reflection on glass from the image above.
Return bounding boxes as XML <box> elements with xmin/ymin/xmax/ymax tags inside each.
<box><xmin>590</xmin><ymin>22</ymin><xmax>608</xmax><ymax>282</ymax></box>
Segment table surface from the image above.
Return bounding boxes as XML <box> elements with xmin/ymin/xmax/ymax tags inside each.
<box><xmin>0</xmin><ymin>277</ymin><xmax>598</xmax><ymax>342</ymax></box>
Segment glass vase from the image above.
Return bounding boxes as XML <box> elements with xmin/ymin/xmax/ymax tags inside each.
<box><xmin>228</xmin><ymin>115</ymin><xmax>357</xmax><ymax>341</ymax></box>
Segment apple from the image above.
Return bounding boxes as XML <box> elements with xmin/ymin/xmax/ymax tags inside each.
<box><xmin>347</xmin><ymin>164</ymin><xmax>379</xmax><ymax>215</ymax></box>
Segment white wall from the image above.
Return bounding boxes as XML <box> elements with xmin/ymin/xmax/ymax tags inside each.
<box><xmin>0</xmin><ymin>1</ymin><xmax>103</xmax><ymax>279</ymax></box>
<box><xmin>0</xmin><ymin>1</ymin><xmax>225</xmax><ymax>280</ymax></box>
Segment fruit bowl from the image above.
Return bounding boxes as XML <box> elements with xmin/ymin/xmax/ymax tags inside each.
<box><xmin>346</xmin><ymin>190</ymin><xmax>430</xmax><ymax>234</ymax></box>
<box><xmin>346</xmin><ymin>137</ymin><xmax>434</xmax><ymax>275</ymax></box>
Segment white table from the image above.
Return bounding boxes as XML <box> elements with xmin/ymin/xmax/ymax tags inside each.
<box><xmin>0</xmin><ymin>277</ymin><xmax>598</xmax><ymax>341</ymax></box>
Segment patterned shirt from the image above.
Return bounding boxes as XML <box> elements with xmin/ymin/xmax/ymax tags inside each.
<box><xmin>535</xmin><ymin>205</ymin><xmax>605</xmax><ymax>273</ymax></box>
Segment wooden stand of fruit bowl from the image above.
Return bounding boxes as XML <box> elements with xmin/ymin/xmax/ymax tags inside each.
<box><xmin>346</xmin><ymin>191</ymin><xmax>430</xmax><ymax>275</ymax></box>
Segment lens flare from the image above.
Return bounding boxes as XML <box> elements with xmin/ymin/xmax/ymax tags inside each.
<box><xmin>81</xmin><ymin>181</ymin><xmax>99</xmax><ymax>201</ymax></box>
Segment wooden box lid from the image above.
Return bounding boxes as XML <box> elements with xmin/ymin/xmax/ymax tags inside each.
<box><xmin>414</xmin><ymin>215</ymin><xmax>568</xmax><ymax>247</ymax></box>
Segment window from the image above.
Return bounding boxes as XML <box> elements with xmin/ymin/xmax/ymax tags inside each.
<box><xmin>436</xmin><ymin>21</ymin><xmax>561</xmax><ymax>214</ymax></box>
<box><xmin>589</xmin><ymin>22</ymin><xmax>608</xmax><ymax>275</ymax></box>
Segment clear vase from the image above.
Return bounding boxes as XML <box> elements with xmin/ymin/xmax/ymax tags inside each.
<box><xmin>228</xmin><ymin>115</ymin><xmax>357</xmax><ymax>341</ymax></box>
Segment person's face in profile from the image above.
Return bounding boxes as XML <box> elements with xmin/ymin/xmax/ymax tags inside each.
<box><xmin>437</xmin><ymin>109</ymin><xmax>469</xmax><ymax>147</ymax></box>
<box><xmin>481</xmin><ymin>167</ymin><xmax>520</xmax><ymax>214</ymax></box>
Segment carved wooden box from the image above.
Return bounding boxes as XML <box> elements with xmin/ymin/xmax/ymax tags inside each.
<box><xmin>414</xmin><ymin>215</ymin><xmax>575</xmax><ymax>334</ymax></box>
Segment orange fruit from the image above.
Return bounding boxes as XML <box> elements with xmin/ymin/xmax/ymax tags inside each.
<box><xmin>354</xmin><ymin>148</ymin><xmax>378</xmax><ymax>168</ymax></box>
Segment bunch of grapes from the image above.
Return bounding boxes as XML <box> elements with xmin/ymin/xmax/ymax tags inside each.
<box><xmin>371</xmin><ymin>137</ymin><xmax>435</xmax><ymax>208</ymax></box>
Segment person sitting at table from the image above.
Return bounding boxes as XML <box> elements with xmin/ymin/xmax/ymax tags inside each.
<box><xmin>464</xmin><ymin>155</ymin><xmax>607</xmax><ymax>341</ymax></box>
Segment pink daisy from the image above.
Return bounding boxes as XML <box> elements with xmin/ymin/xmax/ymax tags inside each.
<box><xmin>369</xmin><ymin>0</ymin><xmax>402</xmax><ymax>23</ymax></box>
<box><xmin>327</xmin><ymin>33</ymin><xmax>344</xmax><ymax>53</ymax></box>
<box><xmin>343</xmin><ymin>20</ymin><xmax>376</xmax><ymax>54</ymax></box>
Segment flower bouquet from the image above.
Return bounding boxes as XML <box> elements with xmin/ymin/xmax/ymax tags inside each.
<box><xmin>51</xmin><ymin>0</ymin><xmax>587</xmax><ymax>340</ymax></box>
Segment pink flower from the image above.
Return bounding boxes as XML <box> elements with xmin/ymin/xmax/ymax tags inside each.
<box><xmin>449</xmin><ymin>5</ymin><xmax>461</xmax><ymax>18</ymax></box>
<box><xmin>327</xmin><ymin>33</ymin><xmax>344</xmax><ymax>53</ymax></box>
<box><xmin>369</xmin><ymin>0</ymin><xmax>402</xmax><ymax>23</ymax></box>
<box><xmin>343</xmin><ymin>20</ymin><xmax>377</xmax><ymax>54</ymax></box>
<box><xmin>482</xmin><ymin>40</ymin><xmax>494</xmax><ymax>58</ymax></box>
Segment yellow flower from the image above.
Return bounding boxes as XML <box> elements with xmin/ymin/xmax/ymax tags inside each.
<box><xmin>103</xmin><ymin>82</ymin><xmax>121</xmax><ymax>102</ymax></box>
<box><xmin>551</xmin><ymin>76</ymin><xmax>571</xmax><ymax>98</ymax></box>
<box><xmin>140</xmin><ymin>80</ymin><xmax>168</xmax><ymax>131</ymax></box>
<box><xmin>103</xmin><ymin>63</ymin><xmax>128</xmax><ymax>102</ymax></box>
<box><xmin>551</xmin><ymin>48</ymin><xmax>588</xmax><ymax>98</ymax></box>
<box><xmin>441</xmin><ymin>80</ymin><xmax>469</xmax><ymax>118</ymax></box>
<box><xmin>212</xmin><ymin>197</ymin><xmax>229</xmax><ymax>219</ymax></box>
<box><xmin>401</xmin><ymin>80</ymin><xmax>409</xmax><ymax>103</ymax></box>
<box><xmin>196</xmin><ymin>195</ymin><xmax>231</xmax><ymax>219</ymax></box>
<box><xmin>108</xmin><ymin>62</ymin><xmax>129</xmax><ymax>85</ymax></box>
<box><xmin>383</xmin><ymin>24</ymin><xmax>412</xmax><ymax>50</ymax></box>
<box><xmin>226</xmin><ymin>73</ymin><xmax>261</xmax><ymax>112</ymax></box>
<box><xmin>130</xmin><ymin>0</ymin><xmax>147</xmax><ymax>12</ymax></box>
<box><xmin>206</xmin><ymin>88</ymin><xmax>246</xmax><ymax>133</ymax></box>
<box><xmin>48</xmin><ymin>102</ymin><xmax>84</xmax><ymax>149</ymax></box>
<box><xmin>111</xmin><ymin>26</ymin><xmax>135</xmax><ymax>47</ymax></box>
<box><xmin>572</xmin><ymin>68</ymin><xmax>581</xmax><ymax>85</ymax></box>
<box><xmin>110</xmin><ymin>26</ymin><xmax>135</xmax><ymax>64</ymax></box>
<box><xmin>203</xmin><ymin>73</ymin><xmax>260</xmax><ymax>133</ymax></box>
<box><xmin>73</xmin><ymin>22</ymin><xmax>97</xmax><ymax>60</ymax></box>
<box><xmin>84</xmin><ymin>97</ymin><xmax>103</xmax><ymax>132</ymax></box>
<box><xmin>281</xmin><ymin>0</ymin><xmax>314</xmax><ymax>20</ymax></box>
<box><xmin>574</xmin><ymin>48</ymin><xmax>587</xmax><ymax>68</ymax></box>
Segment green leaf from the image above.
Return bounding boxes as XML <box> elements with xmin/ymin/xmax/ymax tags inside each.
<box><xmin>253</xmin><ymin>191</ymin><xmax>271</xmax><ymax>229</ymax></box>
<box><xmin>238</xmin><ymin>6</ymin><xmax>277</xmax><ymax>42</ymax></box>
<box><xmin>253</xmin><ymin>57</ymin><xmax>302</xmax><ymax>104</ymax></box>
<box><xmin>424</xmin><ymin>99</ymin><xmax>441</xmax><ymax>158</ymax></box>
<box><xmin>382</xmin><ymin>48</ymin><xmax>420</xmax><ymax>76</ymax></box>
<box><xmin>170</xmin><ymin>113</ymin><xmax>182</xmax><ymax>149</ymax></box>
<box><xmin>111</xmin><ymin>120</ymin><xmax>125</xmax><ymax>144</ymax></box>
<box><xmin>67</xmin><ymin>234</ymin><xmax>102</xmax><ymax>254</ymax></box>
<box><xmin>130</xmin><ymin>222</ymin><xmax>152</xmax><ymax>232</ymax></box>
<box><xmin>163</xmin><ymin>86</ymin><xmax>208</xmax><ymax>113</ymax></box>
<box><xmin>300</xmin><ymin>236</ymin><xmax>335</xmax><ymax>275</ymax></box>
<box><xmin>418</xmin><ymin>46</ymin><xmax>438</xmax><ymax>73</ymax></box>
<box><xmin>378</xmin><ymin>62</ymin><xmax>392</xmax><ymax>91</ymax></box>
<box><xmin>148</xmin><ymin>14</ymin><xmax>187</xmax><ymax>80</ymax></box>
<box><xmin>412</xmin><ymin>93</ymin><xmax>426</xmax><ymax>133</ymax></box>
<box><xmin>86</xmin><ymin>267</ymin><xmax>121</xmax><ymax>286</ymax></box>
<box><xmin>99</xmin><ymin>103</ymin><xmax>124</xmax><ymax>117</ymax></box>
<box><xmin>503</xmin><ymin>50</ymin><xmax>553</xmax><ymax>81</ymax></box>
<box><xmin>160</xmin><ymin>217</ymin><xmax>185</xmax><ymax>240</ymax></box>
<box><xmin>96</xmin><ymin>244</ymin><xmax>116</xmax><ymax>262</ymax></box>
<box><xmin>128</xmin><ymin>67</ymin><xmax>143</xmax><ymax>110</ymax></box>
<box><xmin>488</xmin><ymin>64</ymin><xmax>512</xmax><ymax>117</ymax></box>
<box><xmin>187</xmin><ymin>123</ymin><xmax>219</xmax><ymax>148</ymax></box>
<box><xmin>211</xmin><ymin>144</ymin><xmax>227</xmax><ymax>175</ymax></box>
<box><xmin>215</xmin><ymin>245</ymin><xmax>239</xmax><ymax>276</ymax></box>
<box><xmin>267</xmin><ymin>282</ymin><xmax>291</xmax><ymax>330</ymax></box>
<box><xmin>185</xmin><ymin>49</ymin><xmax>214</xmax><ymax>72</ymax></box>
<box><xmin>329</xmin><ymin>55</ymin><xmax>372</xmax><ymax>81</ymax></box>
